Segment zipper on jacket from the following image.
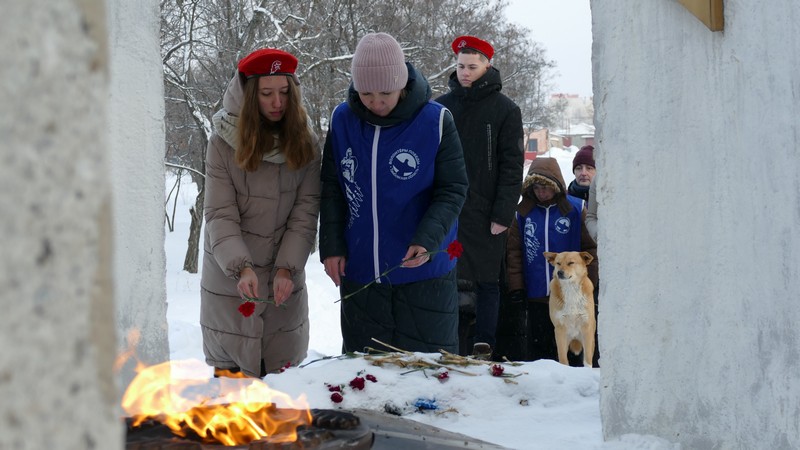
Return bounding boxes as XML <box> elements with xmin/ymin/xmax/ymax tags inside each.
<box><xmin>543</xmin><ymin>204</ymin><xmax>552</xmax><ymax>295</ymax></box>
<box><xmin>485</xmin><ymin>124</ymin><xmax>493</xmax><ymax>171</ymax></box>
<box><xmin>371</xmin><ymin>126</ymin><xmax>382</xmax><ymax>283</ymax></box>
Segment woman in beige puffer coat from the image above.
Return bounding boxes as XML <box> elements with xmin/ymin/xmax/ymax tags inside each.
<box><xmin>200</xmin><ymin>49</ymin><xmax>320</xmax><ymax>378</ymax></box>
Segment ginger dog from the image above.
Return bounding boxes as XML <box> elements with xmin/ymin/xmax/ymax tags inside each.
<box><xmin>543</xmin><ymin>251</ymin><xmax>595</xmax><ymax>367</ymax></box>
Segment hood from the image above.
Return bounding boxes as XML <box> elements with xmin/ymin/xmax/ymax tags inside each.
<box><xmin>522</xmin><ymin>157</ymin><xmax>567</xmax><ymax>197</ymax></box>
<box><xmin>346</xmin><ymin>62</ymin><xmax>432</xmax><ymax>127</ymax></box>
<box><xmin>517</xmin><ymin>157</ymin><xmax>575</xmax><ymax>217</ymax></box>
<box><xmin>209</xmin><ymin>74</ymin><xmax>245</xmax><ymax>150</ymax></box>
<box><xmin>222</xmin><ymin>74</ymin><xmax>245</xmax><ymax>115</ymax></box>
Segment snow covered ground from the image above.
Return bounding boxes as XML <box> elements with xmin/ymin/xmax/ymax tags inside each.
<box><xmin>161</xmin><ymin>146</ymin><xmax>677</xmax><ymax>449</ymax></box>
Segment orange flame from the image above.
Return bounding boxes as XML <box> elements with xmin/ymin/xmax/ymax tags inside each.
<box><xmin>121</xmin><ymin>359</ymin><xmax>311</xmax><ymax>446</ymax></box>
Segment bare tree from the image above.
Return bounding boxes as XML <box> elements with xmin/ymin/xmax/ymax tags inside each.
<box><xmin>162</xmin><ymin>0</ymin><xmax>271</xmax><ymax>272</ymax></box>
<box><xmin>161</xmin><ymin>0</ymin><xmax>559</xmax><ymax>272</ymax></box>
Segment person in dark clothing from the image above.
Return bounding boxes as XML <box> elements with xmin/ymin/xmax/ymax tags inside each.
<box><xmin>504</xmin><ymin>157</ymin><xmax>598</xmax><ymax>364</ymax></box>
<box><xmin>567</xmin><ymin>144</ymin><xmax>600</xmax><ymax>366</ymax></box>
<box><xmin>567</xmin><ymin>145</ymin><xmax>596</xmax><ymax>202</ymax></box>
<box><xmin>435</xmin><ymin>35</ymin><xmax>524</xmax><ymax>359</ymax></box>
<box><xmin>319</xmin><ymin>32</ymin><xmax>468</xmax><ymax>355</ymax></box>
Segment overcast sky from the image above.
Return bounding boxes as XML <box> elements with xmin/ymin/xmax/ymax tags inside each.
<box><xmin>505</xmin><ymin>0</ymin><xmax>593</xmax><ymax>97</ymax></box>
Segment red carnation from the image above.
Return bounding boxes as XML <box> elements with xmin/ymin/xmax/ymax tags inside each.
<box><xmin>365</xmin><ymin>374</ymin><xmax>377</xmax><ymax>383</ymax></box>
<box><xmin>238</xmin><ymin>301</ymin><xmax>256</xmax><ymax>317</ymax></box>
<box><xmin>330</xmin><ymin>392</ymin><xmax>343</xmax><ymax>403</ymax></box>
<box><xmin>490</xmin><ymin>364</ymin><xmax>505</xmax><ymax>377</ymax></box>
<box><xmin>349</xmin><ymin>376</ymin><xmax>366</xmax><ymax>390</ymax></box>
<box><xmin>326</xmin><ymin>384</ymin><xmax>342</xmax><ymax>392</ymax></box>
<box><xmin>446</xmin><ymin>240</ymin><xmax>463</xmax><ymax>260</ymax></box>
<box><xmin>436</xmin><ymin>371</ymin><xmax>449</xmax><ymax>382</ymax></box>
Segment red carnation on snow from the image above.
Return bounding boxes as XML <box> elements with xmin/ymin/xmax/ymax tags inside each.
<box><xmin>327</xmin><ymin>372</ymin><xmax>378</xmax><ymax>404</ymax></box>
<box><xmin>490</xmin><ymin>364</ymin><xmax>505</xmax><ymax>377</ymax></box>
<box><xmin>237</xmin><ymin>301</ymin><xmax>256</xmax><ymax>317</ymax></box>
<box><xmin>436</xmin><ymin>371</ymin><xmax>450</xmax><ymax>382</ymax></box>
<box><xmin>349</xmin><ymin>376</ymin><xmax>366</xmax><ymax>390</ymax></box>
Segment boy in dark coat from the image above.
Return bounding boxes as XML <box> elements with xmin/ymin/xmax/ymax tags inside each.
<box><xmin>436</xmin><ymin>35</ymin><xmax>524</xmax><ymax>358</ymax></box>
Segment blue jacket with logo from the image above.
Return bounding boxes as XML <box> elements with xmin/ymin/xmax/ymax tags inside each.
<box><xmin>319</xmin><ymin>63</ymin><xmax>468</xmax><ymax>285</ymax></box>
<box><xmin>517</xmin><ymin>195</ymin><xmax>584</xmax><ymax>298</ymax></box>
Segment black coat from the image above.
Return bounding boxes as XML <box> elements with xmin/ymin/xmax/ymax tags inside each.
<box><xmin>436</xmin><ymin>67</ymin><xmax>524</xmax><ymax>283</ymax></box>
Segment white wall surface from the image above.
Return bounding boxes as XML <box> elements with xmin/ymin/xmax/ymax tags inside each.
<box><xmin>107</xmin><ymin>0</ymin><xmax>170</xmax><ymax>389</ymax></box>
<box><xmin>0</xmin><ymin>1</ymin><xmax>122</xmax><ymax>448</ymax></box>
<box><xmin>592</xmin><ymin>1</ymin><xmax>800</xmax><ymax>448</ymax></box>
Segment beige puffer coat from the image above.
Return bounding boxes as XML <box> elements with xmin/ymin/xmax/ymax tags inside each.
<box><xmin>200</xmin><ymin>75</ymin><xmax>320</xmax><ymax>377</ymax></box>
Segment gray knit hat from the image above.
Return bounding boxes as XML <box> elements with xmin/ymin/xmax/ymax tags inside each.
<box><xmin>351</xmin><ymin>33</ymin><xmax>408</xmax><ymax>93</ymax></box>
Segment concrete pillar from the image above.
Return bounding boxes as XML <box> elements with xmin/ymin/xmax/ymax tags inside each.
<box><xmin>593</xmin><ymin>1</ymin><xmax>800</xmax><ymax>448</ymax></box>
<box><xmin>0</xmin><ymin>1</ymin><xmax>122</xmax><ymax>448</ymax></box>
<box><xmin>0</xmin><ymin>0</ymin><xmax>168</xmax><ymax>447</ymax></box>
<box><xmin>107</xmin><ymin>0</ymin><xmax>170</xmax><ymax>389</ymax></box>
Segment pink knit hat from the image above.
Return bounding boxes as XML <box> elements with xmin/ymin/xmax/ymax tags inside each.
<box><xmin>351</xmin><ymin>33</ymin><xmax>408</xmax><ymax>93</ymax></box>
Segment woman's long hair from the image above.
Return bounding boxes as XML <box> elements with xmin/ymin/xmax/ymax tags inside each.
<box><xmin>236</xmin><ymin>75</ymin><xmax>315</xmax><ymax>171</ymax></box>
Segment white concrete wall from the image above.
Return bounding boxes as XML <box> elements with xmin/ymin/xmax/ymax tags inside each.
<box><xmin>107</xmin><ymin>0</ymin><xmax>170</xmax><ymax>389</ymax></box>
<box><xmin>592</xmin><ymin>1</ymin><xmax>800</xmax><ymax>448</ymax></box>
<box><xmin>0</xmin><ymin>1</ymin><xmax>122</xmax><ymax>448</ymax></box>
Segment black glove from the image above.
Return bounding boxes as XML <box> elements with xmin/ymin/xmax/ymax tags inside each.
<box><xmin>507</xmin><ymin>289</ymin><xmax>526</xmax><ymax>304</ymax></box>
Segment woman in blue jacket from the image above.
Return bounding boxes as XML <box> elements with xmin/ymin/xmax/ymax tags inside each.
<box><xmin>319</xmin><ymin>32</ymin><xmax>468</xmax><ymax>354</ymax></box>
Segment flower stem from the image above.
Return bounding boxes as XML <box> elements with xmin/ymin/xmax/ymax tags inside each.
<box><xmin>334</xmin><ymin>249</ymin><xmax>444</xmax><ymax>303</ymax></box>
<box><xmin>242</xmin><ymin>294</ymin><xmax>282</xmax><ymax>307</ymax></box>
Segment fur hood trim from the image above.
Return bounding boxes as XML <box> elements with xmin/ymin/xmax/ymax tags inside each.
<box><xmin>522</xmin><ymin>172</ymin><xmax>562</xmax><ymax>193</ymax></box>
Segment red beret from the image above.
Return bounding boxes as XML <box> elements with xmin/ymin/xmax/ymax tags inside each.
<box><xmin>237</xmin><ymin>49</ymin><xmax>299</xmax><ymax>85</ymax></box>
<box><xmin>451</xmin><ymin>35</ymin><xmax>494</xmax><ymax>60</ymax></box>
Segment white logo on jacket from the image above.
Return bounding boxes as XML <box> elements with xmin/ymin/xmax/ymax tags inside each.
<box><xmin>555</xmin><ymin>217</ymin><xmax>571</xmax><ymax>234</ymax></box>
<box><xmin>524</xmin><ymin>218</ymin><xmax>540</xmax><ymax>264</ymax></box>
<box><xmin>340</xmin><ymin>148</ymin><xmax>363</xmax><ymax>228</ymax></box>
<box><xmin>389</xmin><ymin>149</ymin><xmax>420</xmax><ymax>180</ymax></box>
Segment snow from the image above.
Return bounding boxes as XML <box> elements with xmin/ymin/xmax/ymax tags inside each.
<box><xmin>161</xmin><ymin>146</ymin><xmax>676</xmax><ymax>449</ymax></box>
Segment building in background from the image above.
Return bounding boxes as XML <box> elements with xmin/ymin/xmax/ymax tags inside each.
<box><xmin>551</xmin><ymin>93</ymin><xmax>593</xmax><ymax>129</ymax></box>
<box><xmin>522</xmin><ymin>93</ymin><xmax>595</xmax><ymax>159</ymax></box>
<box><xmin>551</xmin><ymin>122</ymin><xmax>595</xmax><ymax>149</ymax></box>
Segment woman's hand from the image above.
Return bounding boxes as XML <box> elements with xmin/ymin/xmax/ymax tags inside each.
<box><xmin>273</xmin><ymin>268</ymin><xmax>294</xmax><ymax>306</ymax></box>
<box><xmin>490</xmin><ymin>222</ymin><xmax>508</xmax><ymax>235</ymax></box>
<box><xmin>237</xmin><ymin>266</ymin><xmax>259</xmax><ymax>299</ymax></box>
<box><xmin>323</xmin><ymin>256</ymin><xmax>346</xmax><ymax>287</ymax></box>
<box><xmin>401</xmin><ymin>245</ymin><xmax>429</xmax><ymax>268</ymax></box>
